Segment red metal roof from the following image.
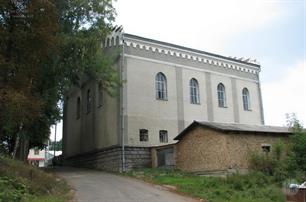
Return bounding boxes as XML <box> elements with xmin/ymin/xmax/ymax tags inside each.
<box><xmin>28</xmin><ymin>158</ymin><xmax>45</xmax><ymax>161</ymax></box>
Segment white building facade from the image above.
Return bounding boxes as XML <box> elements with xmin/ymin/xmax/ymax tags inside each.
<box><xmin>27</xmin><ymin>148</ymin><xmax>46</xmax><ymax>167</ymax></box>
<box><xmin>63</xmin><ymin>31</ymin><xmax>264</xmax><ymax>171</ymax></box>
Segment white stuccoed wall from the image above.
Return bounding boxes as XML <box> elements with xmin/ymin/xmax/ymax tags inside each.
<box><xmin>124</xmin><ymin>57</ymin><xmax>263</xmax><ymax>146</ymax></box>
<box><xmin>63</xmin><ymin>32</ymin><xmax>264</xmax><ymax>154</ymax></box>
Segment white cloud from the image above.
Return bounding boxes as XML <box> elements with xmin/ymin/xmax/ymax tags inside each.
<box><xmin>262</xmin><ymin>60</ymin><xmax>306</xmax><ymax>126</ymax></box>
<box><xmin>114</xmin><ymin>0</ymin><xmax>286</xmax><ymax>52</ymax></box>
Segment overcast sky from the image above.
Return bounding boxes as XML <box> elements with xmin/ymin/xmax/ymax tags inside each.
<box><xmin>51</xmin><ymin>0</ymin><xmax>306</xmax><ymax>141</ymax></box>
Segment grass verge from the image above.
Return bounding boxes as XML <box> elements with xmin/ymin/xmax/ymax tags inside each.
<box><xmin>125</xmin><ymin>168</ymin><xmax>285</xmax><ymax>202</ymax></box>
<box><xmin>0</xmin><ymin>155</ymin><xmax>71</xmax><ymax>202</ymax></box>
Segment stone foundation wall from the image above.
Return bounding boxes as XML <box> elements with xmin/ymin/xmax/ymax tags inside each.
<box><xmin>63</xmin><ymin>146</ymin><xmax>151</xmax><ymax>172</ymax></box>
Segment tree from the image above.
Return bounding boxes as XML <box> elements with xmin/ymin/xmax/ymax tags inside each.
<box><xmin>286</xmin><ymin>113</ymin><xmax>306</xmax><ymax>178</ymax></box>
<box><xmin>285</xmin><ymin>113</ymin><xmax>303</xmax><ymax>132</ymax></box>
<box><xmin>49</xmin><ymin>139</ymin><xmax>62</xmax><ymax>151</ymax></box>
<box><xmin>0</xmin><ymin>0</ymin><xmax>59</xmax><ymax>159</ymax></box>
<box><xmin>0</xmin><ymin>0</ymin><xmax>118</xmax><ymax>160</ymax></box>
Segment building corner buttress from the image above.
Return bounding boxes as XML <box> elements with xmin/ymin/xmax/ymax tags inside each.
<box><xmin>62</xmin><ymin>96</ymin><xmax>68</xmax><ymax>158</ymax></box>
<box><xmin>257</xmin><ymin>71</ymin><xmax>265</xmax><ymax>125</ymax></box>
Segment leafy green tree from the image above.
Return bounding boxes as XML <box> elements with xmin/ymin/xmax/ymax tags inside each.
<box><xmin>285</xmin><ymin>113</ymin><xmax>305</xmax><ymax>178</ymax></box>
<box><xmin>0</xmin><ymin>0</ymin><xmax>118</xmax><ymax>160</ymax></box>
<box><xmin>0</xmin><ymin>0</ymin><xmax>59</xmax><ymax>159</ymax></box>
<box><xmin>49</xmin><ymin>139</ymin><xmax>62</xmax><ymax>151</ymax></box>
<box><xmin>290</xmin><ymin>132</ymin><xmax>306</xmax><ymax>172</ymax></box>
<box><xmin>285</xmin><ymin>113</ymin><xmax>303</xmax><ymax>132</ymax></box>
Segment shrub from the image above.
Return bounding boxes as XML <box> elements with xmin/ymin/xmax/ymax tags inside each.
<box><xmin>290</xmin><ymin>132</ymin><xmax>306</xmax><ymax>172</ymax></box>
<box><xmin>248</xmin><ymin>139</ymin><xmax>288</xmax><ymax>182</ymax></box>
<box><xmin>126</xmin><ymin>168</ymin><xmax>285</xmax><ymax>202</ymax></box>
<box><xmin>0</xmin><ymin>155</ymin><xmax>70</xmax><ymax>202</ymax></box>
<box><xmin>0</xmin><ymin>176</ymin><xmax>31</xmax><ymax>201</ymax></box>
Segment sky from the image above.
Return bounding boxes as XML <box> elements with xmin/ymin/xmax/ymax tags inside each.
<box><xmin>50</xmin><ymin>0</ymin><xmax>306</xmax><ymax>141</ymax></box>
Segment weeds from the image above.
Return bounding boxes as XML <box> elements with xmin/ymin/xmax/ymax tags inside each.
<box><xmin>125</xmin><ymin>168</ymin><xmax>285</xmax><ymax>202</ymax></box>
<box><xmin>0</xmin><ymin>155</ymin><xmax>70</xmax><ymax>202</ymax></box>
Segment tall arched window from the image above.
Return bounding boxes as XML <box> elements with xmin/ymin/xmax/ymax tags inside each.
<box><xmin>111</xmin><ymin>37</ymin><xmax>115</xmax><ymax>46</ymax></box>
<box><xmin>98</xmin><ymin>83</ymin><xmax>103</xmax><ymax>107</ymax></box>
<box><xmin>242</xmin><ymin>88</ymin><xmax>250</xmax><ymax>110</ymax></box>
<box><xmin>217</xmin><ymin>83</ymin><xmax>226</xmax><ymax>107</ymax></box>
<box><xmin>87</xmin><ymin>89</ymin><xmax>92</xmax><ymax>113</ymax></box>
<box><xmin>115</xmin><ymin>36</ymin><xmax>119</xmax><ymax>46</ymax></box>
<box><xmin>190</xmin><ymin>78</ymin><xmax>200</xmax><ymax>104</ymax></box>
<box><xmin>76</xmin><ymin>97</ymin><xmax>81</xmax><ymax>119</ymax></box>
<box><xmin>155</xmin><ymin>72</ymin><xmax>167</xmax><ymax>100</ymax></box>
<box><xmin>106</xmin><ymin>38</ymin><xmax>110</xmax><ymax>47</ymax></box>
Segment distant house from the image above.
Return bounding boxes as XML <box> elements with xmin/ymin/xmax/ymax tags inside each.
<box><xmin>173</xmin><ymin>121</ymin><xmax>292</xmax><ymax>173</ymax></box>
<box><xmin>27</xmin><ymin>148</ymin><xmax>62</xmax><ymax>167</ymax></box>
<box><xmin>27</xmin><ymin>148</ymin><xmax>46</xmax><ymax>167</ymax></box>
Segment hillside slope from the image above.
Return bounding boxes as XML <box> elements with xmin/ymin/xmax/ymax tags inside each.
<box><xmin>0</xmin><ymin>155</ymin><xmax>71</xmax><ymax>202</ymax></box>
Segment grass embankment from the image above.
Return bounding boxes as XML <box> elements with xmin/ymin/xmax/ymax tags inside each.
<box><xmin>126</xmin><ymin>168</ymin><xmax>285</xmax><ymax>202</ymax></box>
<box><xmin>0</xmin><ymin>155</ymin><xmax>71</xmax><ymax>202</ymax></box>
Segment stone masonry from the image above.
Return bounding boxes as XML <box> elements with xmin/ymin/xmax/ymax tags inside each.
<box><xmin>64</xmin><ymin>146</ymin><xmax>151</xmax><ymax>172</ymax></box>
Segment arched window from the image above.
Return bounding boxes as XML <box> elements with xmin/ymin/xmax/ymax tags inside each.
<box><xmin>87</xmin><ymin>89</ymin><xmax>92</xmax><ymax>113</ymax></box>
<box><xmin>190</xmin><ymin>78</ymin><xmax>200</xmax><ymax>104</ymax></box>
<box><xmin>106</xmin><ymin>38</ymin><xmax>110</xmax><ymax>47</ymax></box>
<box><xmin>111</xmin><ymin>37</ymin><xmax>115</xmax><ymax>46</ymax></box>
<box><xmin>155</xmin><ymin>72</ymin><xmax>167</xmax><ymax>100</ymax></box>
<box><xmin>76</xmin><ymin>97</ymin><xmax>81</xmax><ymax>119</ymax></box>
<box><xmin>242</xmin><ymin>88</ymin><xmax>250</xmax><ymax>110</ymax></box>
<box><xmin>217</xmin><ymin>83</ymin><xmax>226</xmax><ymax>107</ymax></box>
<box><xmin>115</xmin><ymin>36</ymin><xmax>119</xmax><ymax>46</ymax></box>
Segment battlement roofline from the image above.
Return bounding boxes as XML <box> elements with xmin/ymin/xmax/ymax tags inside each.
<box><xmin>123</xmin><ymin>33</ymin><xmax>261</xmax><ymax>69</ymax></box>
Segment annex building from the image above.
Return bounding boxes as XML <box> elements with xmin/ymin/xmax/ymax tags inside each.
<box><xmin>62</xmin><ymin>29</ymin><xmax>266</xmax><ymax>171</ymax></box>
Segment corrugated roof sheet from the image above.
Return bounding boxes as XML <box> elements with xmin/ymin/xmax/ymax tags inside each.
<box><xmin>197</xmin><ymin>121</ymin><xmax>291</xmax><ymax>133</ymax></box>
<box><xmin>174</xmin><ymin>121</ymin><xmax>292</xmax><ymax>140</ymax></box>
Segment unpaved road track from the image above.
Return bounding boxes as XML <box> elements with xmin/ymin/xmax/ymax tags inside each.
<box><xmin>56</xmin><ymin>167</ymin><xmax>198</xmax><ymax>202</ymax></box>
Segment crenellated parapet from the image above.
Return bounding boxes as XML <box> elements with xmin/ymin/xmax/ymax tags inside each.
<box><xmin>103</xmin><ymin>25</ymin><xmax>123</xmax><ymax>47</ymax></box>
<box><xmin>104</xmin><ymin>27</ymin><xmax>261</xmax><ymax>76</ymax></box>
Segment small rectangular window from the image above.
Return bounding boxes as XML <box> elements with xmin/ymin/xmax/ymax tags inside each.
<box><xmin>261</xmin><ymin>144</ymin><xmax>271</xmax><ymax>153</ymax></box>
<box><xmin>159</xmin><ymin>130</ymin><xmax>168</xmax><ymax>143</ymax></box>
<box><xmin>34</xmin><ymin>148</ymin><xmax>39</xmax><ymax>155</ymax></box>
<box><xmin>139</xmin><ymin>129</ymin><xmax>148</xmax><ymax>142</ymax></box>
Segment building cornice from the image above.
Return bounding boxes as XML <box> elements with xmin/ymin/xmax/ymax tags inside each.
<box><xmin>104</xmin><ymin>32</ymin><xmax>261</xmax><ymax>76</ymax></box>
<box><xmin>125</xmin><ymin>54</ymin><xmax>259</xmax><ymax>83</ymax></box>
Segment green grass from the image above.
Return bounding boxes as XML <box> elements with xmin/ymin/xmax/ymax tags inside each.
<box><xmin>0</xmin><ymin>155</ymin><xmax>71</xmax><ymax>202</ymax></box>
<box><xmin>125</xmin><ymin>168</ymin><xmax>285</xmax><ymax>202</ymax></box>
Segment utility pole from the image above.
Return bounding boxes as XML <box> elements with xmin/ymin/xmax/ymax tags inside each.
<box><xmin>53</xmin><ymin>123</ymin><xmax>57</xmax><ymax>167</ymax></box>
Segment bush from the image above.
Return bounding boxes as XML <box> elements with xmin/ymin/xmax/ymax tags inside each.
<box><xmin>290</xmin><ymin>132</ymin><xmax>306</xmax><ymax>172</ymax></box>
<box><xmin>0</xmin><ymin>155</ymin><xmax>70</xmax><ymax>202</ymax></box>
<box><xmin>248</xmin><ymin>139</ymin><xmax>288</xmax><ymax>182</ymax></box>
<box><xmin>126</xmin><ymin>168</ymin><xmax>285</xmax><ymax>202</ymax></box>
<box><xmin>285</xmin><ymin>113</ymin><xmax>306</xmax><ymax>179</ymax></box>
<box><xmin>0</xmin><ymin>176</ymin><xmax>30</xmax><ymax>201</ymax></box>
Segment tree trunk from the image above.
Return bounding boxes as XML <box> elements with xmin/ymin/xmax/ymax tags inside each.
<box><xmin>15</xmin><ymin>138</ymin><xmax>29</xmax><ymax>161</ymax></box>
<box><xmin>12</xmin><ymin>135</ymin><xmax>19</xmax><ymax>159</ymax></box>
